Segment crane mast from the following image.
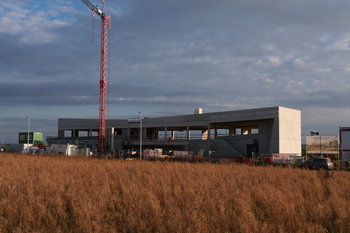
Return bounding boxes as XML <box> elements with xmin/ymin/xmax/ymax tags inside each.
<box><xmin>81</xmin><ymin>0</ymin><xmax>111</xmax><ymax>154</ymax></box>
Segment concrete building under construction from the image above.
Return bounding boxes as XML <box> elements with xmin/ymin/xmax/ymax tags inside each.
<box><xmin>46</xmin><ymin>106</ymin><xmax>301</xmax><ymax>157</ymax></box>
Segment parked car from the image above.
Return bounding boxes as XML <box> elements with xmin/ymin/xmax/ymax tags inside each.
<box><xmin>300</xmin><ymin>158</ymin><xmax>334</xmax><ymax>170</ymax></box>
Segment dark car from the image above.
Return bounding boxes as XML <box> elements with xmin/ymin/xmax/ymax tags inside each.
<box><xmin>300</xmin><ymin>158</ymin><xmax>334</xmax><ymax>170</ymax></box>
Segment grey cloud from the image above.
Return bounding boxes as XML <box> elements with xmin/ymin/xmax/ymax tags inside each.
<box><xmin>0</xmin><ymin>117</ymin><xmax>57</xmax><ymax>144</ymax></box>
<box><xmin>2</xmin><ymin>0</ymin><xmax>350</xmax><ymax>143</ymax></box>
<box><xmin>276</xmin><ymin>89</ymin><xmax>350</xmax><ymax>109</ymax></box>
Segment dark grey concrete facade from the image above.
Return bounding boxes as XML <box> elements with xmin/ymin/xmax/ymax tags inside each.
<box><xmin>47</xmin><ymin>106</ymin><xmax>301</xmax><ymax>157</ymax></box>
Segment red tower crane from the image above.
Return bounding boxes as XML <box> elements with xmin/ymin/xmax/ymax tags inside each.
<box><xmin>81</xmin><ymin>0</ymin><xmax>110</xmax><ymax>154</ymax></box>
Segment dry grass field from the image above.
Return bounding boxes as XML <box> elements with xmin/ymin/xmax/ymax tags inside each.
<box><xmin>0</xmin><ymin>153</ymin><xmax>349</xmax><ymax>233</ymax></box>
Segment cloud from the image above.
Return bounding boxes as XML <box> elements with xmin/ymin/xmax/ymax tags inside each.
<box><xmin>2</xmin><ymin>0</ymin><xmax>350</xmax><ymax>143</ymax></box>
<box><xmin>315</xmin><ymin>68</ymin><xmax>332</xmax><ymax>72</ymax></box>
<box><xmin>0</xmin><ymin>1</ymin><xmax>74</xmax><ymax>44</ymax></box>
<box><xmin>293</xmin><ymin>58</ymin><xmax>304</xmax><ymax>66</ymax></box>
<box><xmin>324</xmin><ymin>33</ymin><xmax>350</xmax><ymax>50</ymax></box>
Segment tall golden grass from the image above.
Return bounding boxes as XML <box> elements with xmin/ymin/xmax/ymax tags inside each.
<box><xmin>0</xmin><ymin>153</ymin><xmax>349</xmax><ymax>232</ymax></box>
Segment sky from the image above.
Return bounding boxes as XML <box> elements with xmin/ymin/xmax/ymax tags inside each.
<box><xmin>1</xmin><ymin>0</ymin><xmax>350</xmax><ymax>143</ymax></box>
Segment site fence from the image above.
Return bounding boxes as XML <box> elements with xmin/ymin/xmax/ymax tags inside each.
<box><xmin>271</xmin><ymin>153</ymin><xmax>304</xmax><ymax>166</ymax></box>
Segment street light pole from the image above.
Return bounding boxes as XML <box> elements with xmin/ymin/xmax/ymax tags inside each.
<box><xmin>320</xmin><ymin>134</ymin><xmax>323</xmax><ymax>158</ymax></box>
<box><xmin>27</xmin><ymin>116</ymin><xmax>30</xmax><ymax>153</ymax></box>
<box><xmin>138</xmin><ymin>112</ymin><xmax>142</xmax><ymax>160</ymax></box>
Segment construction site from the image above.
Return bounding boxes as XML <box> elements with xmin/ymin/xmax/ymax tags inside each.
<box><xmin>46</xmin><ymin>106</ymin><xmax>302</xmax><ymax>160</ymax></box>
<box><xmin>50</xmin><ymin>1</ymin><xmax>302</xmax><ymax>161</ymax></box>
<box><xmin>0</xmin><ymin>0</ymin><xmax>303</xmax><ymax>163</ymax></box>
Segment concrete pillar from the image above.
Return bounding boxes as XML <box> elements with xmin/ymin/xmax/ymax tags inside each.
<box><xmin>164</xmin><ymin>127</ymin><xmax>167</xmax><ymax>140</ymax></box>
<box><xmin>58</xmin><ymin>130</ymin><xmax>64</xmax><ymax>137</ymax></box>
<box><xmin>214</xmin><ymin>126</ymin><xmax>218</xmax><ymax>139</ymax></box>
<box><xmin>229</xmin><ymin>126</ymin><xmax>236</xmax><ymax>136</ymax></box>
<box><xmin>110</xmin><ymin>127</ymin><xmax>114</xmax><ymax>152</ymax></box>
<box><xmin>143</xmin><ymin>127</ymin><xmax>146</xmax><ymax>140</ymax></box>
<box><xmin>207</xmin><ymin>124</ymin><xmax>211</xmax><ymax>139</ymax></box>
<box><xmin>186</xmin><ymin>126</ymin><xmax>190</xmax><ymax>140</ymax></box>
<box><xmin>127</xmin><ymin>125</ymin><xmax>131</xmax><ymax>140</ymax></box>
<box><xmin>148</xmin><ymin>129</ymin><xmax>158</xmax><ymax>140</ymax></box>
<box><xmin>258</xmin><ymin>121</ymin><xmax>273</xmax><ymax>155</ymax></box>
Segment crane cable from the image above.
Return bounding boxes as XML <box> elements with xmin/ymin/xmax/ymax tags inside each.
<box><xmin>91</xmin><ymin>12</ymin><xmax>95</xmax><ymax>43</ymax></box>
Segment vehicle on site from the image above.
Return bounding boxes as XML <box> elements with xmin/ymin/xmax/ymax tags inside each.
<box><xmin>300</xmin><ymin>158</ymin><xmax>334</xmax><ymax>170</ymax></box>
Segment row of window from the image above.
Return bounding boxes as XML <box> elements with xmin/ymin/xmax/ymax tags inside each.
<box><xmin>19</xmin><ymin>135</ymin><xmax>32</xmax><ymax>140</ymax></box>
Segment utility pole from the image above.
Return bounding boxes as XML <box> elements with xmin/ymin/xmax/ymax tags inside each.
<box><xmin>139</xmin><ymin>112</ymin><xmax>142</xmax><ymax>159</ymax></box>
<box><xmin>27</xmin><ymin>116</ymin><xmax>30</xmax><ymax>153</ymax></box>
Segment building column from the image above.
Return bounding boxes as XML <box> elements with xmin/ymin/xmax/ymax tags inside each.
<box><xmin>127</xmin><ymin>124</ymin><xmax>131</xmax><ymax>140</ymax></box>
<box><xmin>186</xmin><ymin>126</ymin><xmax>190</xmax><ymax>140</ymax></box>
<box><xmin>229</xmin><ymin>126</ymin><xmax>236</xmax><ymax>136</ymax></box>
<box><xmin>110</xmin><ymin>127</ymin><xmax>114</xmax><ymax>152</ymax></box>
<box><xmin>164</xmin><ymin>127</ymin><xmax>167</xmax><ymax>140</ymax></box>
<box><xmin>207</xmin><ymin>124</ymin><xmax>211</xmax><ymax>139</ymax></box>
<box><xmin>58</xmin><ymin>130</ymin><xmax>64</xmax><ymax>137</ymax></box>
<box><xmin>143</xmin><ymin>127</ymin><xmax>147</xmax><ymax>140</ymax></box>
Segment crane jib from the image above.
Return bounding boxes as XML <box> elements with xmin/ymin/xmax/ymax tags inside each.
<box><xmin>81</xmin><ymin>0</ymin><xmax>104</xmax><ymax>17</ymax></box>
